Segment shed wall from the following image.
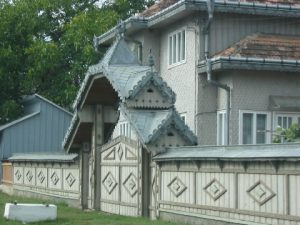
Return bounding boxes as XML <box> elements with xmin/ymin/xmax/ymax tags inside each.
<box><xmin>0</xmin><ymin>99</ymin><xmax>72</xmax><ymax>160</ymax></box>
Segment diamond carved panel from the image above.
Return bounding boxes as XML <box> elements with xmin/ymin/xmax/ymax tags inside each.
<box><xmin>26</xmin><ymin>170</ymin><xmax>33</xmax><ymax>182</ymax></box>
<box><xmin>66</xmin><ymin>173</ymin><xmax>76</xmax><ymax>187</ymax></box>
<box><xmin>15</xmin><ymin>169</ymin><xmax>22</xmax><ymax>181</ymax></box>
<box><xmin>247</xmin><ymin>180</ymin><xmax>276</xmax><ymax>206</ymax></box>
<box><xmin>123</xmin><ymin>173</ymin><xmax>138</xmax><ymax>197</ymax></box>
<box><xmin>203</xmin><ymin>178</ymin><xmax>227</xmax><ymax>201</ymax></box>
<box><xmin>102</xmin><ymin>172</ymin><xmax>117</xmax><ymax>194</ymax></box>
<box><xmin>167</xmin><ymin>176</ymin><xmax>187</xmax><ymax>197</ymax></box>
<box><xmin>50</xmin><ymin>172</ymin><xmax>59</xmax><ymax>185</ymax></box>
<box><xmin>37</xmin><ymin>171</ymin><xmax>45</xmax><ymax>184</ymax></box>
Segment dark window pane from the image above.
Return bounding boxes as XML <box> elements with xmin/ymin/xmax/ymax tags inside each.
<box><xmin>243</xmin><ymin>113</ymin><xmax>253</xmax><ymax>144</ymax></box>
<box><xmin>256</xmin><ymin>114</ymin><xmax>266</xmax><ymax>144</ymax></box>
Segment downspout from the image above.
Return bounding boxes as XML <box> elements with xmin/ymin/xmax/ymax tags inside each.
<box><xmin>203</xmin><ymin>0</ymin><xmax>231</xmax><ymax>145</ymax></box>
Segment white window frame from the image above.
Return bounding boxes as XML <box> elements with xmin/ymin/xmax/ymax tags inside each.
<box><xmin>119</xmin><ymin>121</ymin><xmax>131</xmax><ymax>138</ymax></box>
<box><xmin>217</xmin><ymin>110</ymin><xmax>227</xmax><ymax>145</ymax></box>
<box><xmin>168</xmin><ymin>28</ymin><xmax>186</xmax><ymax>68</ymax></box>
<box><xmin>273</xmin><ymin>112</ymin><xmax>300</xmax><ymax>130</ymax></box>
<box><xmin>180</xmin><ymin>112</ymin><xmax>187</xmax><ymax>125</ymax></box>
<box><xmin>239</xmin><ymin>110</ymin><xmax>271</xmax><ymax>145</ymax></box>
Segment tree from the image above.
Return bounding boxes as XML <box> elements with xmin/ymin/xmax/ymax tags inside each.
<box><xmin>0</xmin><ymin>0</ymin><xmax>153</xmax><ymax>125</ymax></box>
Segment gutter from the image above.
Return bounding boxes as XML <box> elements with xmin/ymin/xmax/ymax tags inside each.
<box><xmin>203</xmin><ymin>0</ymin><xmax>231</xmax><ymax>145</ymax></box>
<box><xmin>198</xmin><ymin>56</ymin><xmax>300</xmax><ymax>73</ymax></box>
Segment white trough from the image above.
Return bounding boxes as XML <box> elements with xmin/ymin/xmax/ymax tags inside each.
<box><xmin>4</xmin><ymin>203</ymin><xmax>57</xmax><ymax>223</ymax></box>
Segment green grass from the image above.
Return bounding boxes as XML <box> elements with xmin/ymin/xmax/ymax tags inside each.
<box><xmin>0</xmin><ymin>191</ymin><xmax>181</xmax><ymax>225</ymax></box>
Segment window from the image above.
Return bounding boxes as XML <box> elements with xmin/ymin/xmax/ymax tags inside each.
<box><xmin>275</xmin><ymin>114</ymin><xmax>300</xmax><ymax>129</ymax></box>
<box><xmin>168</xmin><ymin>29</ymin><xmax>186</xmax><ymax>66</ymax></box>
<box><xmin>119</xmin><ymin>121</ymin><xmax>131</xmax><ymax>137</ymax></box>
<box><xmin>180</xmin><ymin>113</ymin><xmax>187</xmax><ymax>125</ymax></box>
<box><xmin>239</xmin><ymin>111</ymin><xmax>271</xmax><ymax>144</ymax></box>
<box><xmin>217</xmin><ymin>111</ymin><xmax>227</xmax><ymax>145</ymax></box>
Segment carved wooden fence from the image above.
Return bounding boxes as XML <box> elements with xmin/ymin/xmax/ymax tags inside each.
<box><xmin>99</xmin><ymin>137</ymin><xmax>142</xmax><ymax>216</ymax></box>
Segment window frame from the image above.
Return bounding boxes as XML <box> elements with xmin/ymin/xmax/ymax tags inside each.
<box><xmin>274</xmin><ymin>112</ymin><xmax>300</xmax><ymax>130</ymax></box>
<box><xmin>168</xmin><ymin>28</ymin><xmax>186</xmax><ymax>68</ymax></box>
<box><xmin>239</xmin><ymin>110</ymin><xmax>271</xmax><ymax>145</ymax></box>
<box><xmin>119</xmin><ymin>121</ymin><xmax>131</xmax><ymax>138</ymax></box>
<box><xmin>180</xmin><ymin>112</ymin><xmax>187</xmax><ymax>125</ymax></box>
<box><xmin>217</xmin><ymin>110</ymin><xmax>227</xmax><ymax>145</ymax></box>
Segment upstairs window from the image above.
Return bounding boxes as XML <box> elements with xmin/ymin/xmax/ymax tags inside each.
<box><xmin>168</xmin><ymin>29</ymin><xmax>186</xmax><ymax>66</ymax></box>
<box><xmin>239</xmin><ymin>111</ymin><xmax>271</xmax><ymax>145</ymax></box>
<box><xmin>119</xmin><ymin>122</ymin><xmax>131</xmax><ymax>138</ymax></box>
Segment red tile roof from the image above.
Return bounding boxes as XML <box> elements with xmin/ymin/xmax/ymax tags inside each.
<box><xmin>215</xmin><ymin>34</ymin><xmax>300</xmax><ymax>60</ymax></box>
<box><xmin>140</xmin><ymin>0</ymin><xmax>300</xmax><ymax>18</ymax></box>
<box><xmin>140</xmin><ymin>0</ymin><xmax>179</xmax><ymax>17</ymax></box>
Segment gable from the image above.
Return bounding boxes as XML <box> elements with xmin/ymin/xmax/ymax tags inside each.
<box><xmin>126</xmin><ymin>83</ymin><xmax>173</xmax><ymax>109</ymax></box>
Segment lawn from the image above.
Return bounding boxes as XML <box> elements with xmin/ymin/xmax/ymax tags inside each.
<box><xmin>0</xmin><ymin>191</ymin><xmax>180</xmax><ymax>225</ymax></box>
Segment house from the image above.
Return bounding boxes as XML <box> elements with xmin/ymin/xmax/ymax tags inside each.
<box><xmin>96</xmin><ymin>0</ymin><xmax>300</xmax><ymax>146</ymax></box>
<box><xmin>5</xmin><ymin>1</ymin><xmax>300</xmax><ymax>224</ymax></box>
<box><xmin>0</xmin><ymin>94</ymin><xmax>72</xmax><ymax>182</ymax></box>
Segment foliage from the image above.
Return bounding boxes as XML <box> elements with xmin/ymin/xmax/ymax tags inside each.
<box><xmin>102</xmin><ymin>0</ymin><xmax>155</xmax><ymax>20</ymax></box>
<box><xmin>0</xmin><ymin>0</ymin><xmax>153</xmax><ymax>125</ymax></box>
<box><xmin>0</xmin><ymin>191</ymin><xmax>179</xmax><ymax>225</ymax></box>
<box><xmin>273</xmin><ymin>123</ymin><xmax>300</xmax><ymax>143</ymax></box>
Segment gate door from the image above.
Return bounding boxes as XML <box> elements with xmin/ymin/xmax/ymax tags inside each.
<box><xmin>99</xmin><ymin>137</ymin><xmax>141</xmax><ymax>216</ymax></box>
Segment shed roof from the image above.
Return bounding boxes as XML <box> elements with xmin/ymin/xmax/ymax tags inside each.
<box><xmin>215</xmin><ymin>33</ymin><xmax>300</xmax><ymax>60</ymax></box>
<box><xmin>0</xmin><ymin>112</ymin><xmax>40</xmax><ymax>132</ymax></box>
<box><xmin>153</xmin><ymin>143</ymin><xmax>300</xmax><ymax>161</ymax></box>
<box><xmin>8</xmin><ymin>153</ymin><xmax>78</xmax><ymax>162</ymax></box>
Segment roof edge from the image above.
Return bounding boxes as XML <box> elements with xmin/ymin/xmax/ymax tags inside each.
<box><xmin>198</xmin><ymin>56</ymin><xmax>300</xmax><ymax>73</ymax></box>
<box><xmin>0</xmin><ymin>112</ymin><xmax>40</xmax><ymax>132</ymax></box>
<box><xmin>97</xmin><ymin>0</ymin><xmax>300</xmax><ymax>45</ymax></box>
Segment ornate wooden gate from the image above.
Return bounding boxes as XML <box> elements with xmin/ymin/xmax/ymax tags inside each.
<box><xmin>99</xmin><ymin>136</ymin><xmax>142</xmax><ymax>216</ymax></box>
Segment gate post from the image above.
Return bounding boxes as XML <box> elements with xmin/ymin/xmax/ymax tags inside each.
<box><xmin>94</xmin><ymin>105</ymin><xmax>104</xmax><ymax>210</ymax></box>
<box><xmin>81</xmin><ymin>142</ymin><xmax>90</xmax><ymax>209</ymax></box>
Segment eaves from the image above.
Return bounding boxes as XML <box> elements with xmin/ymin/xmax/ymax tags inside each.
<box><xmin>97</xmin><ymin>0</ymin><xmax>300</xmax><ymax>45</ymax></box>
<box><xmin>198</xmin><ymin>56</ymin><xmax>300</xmax><ymax>74</ymax></box>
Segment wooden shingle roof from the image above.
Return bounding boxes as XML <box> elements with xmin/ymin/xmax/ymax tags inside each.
<box><xmin>215</xmin><ymin>34</ymin><xmax>300</xmax><ymax>60</ymax></box>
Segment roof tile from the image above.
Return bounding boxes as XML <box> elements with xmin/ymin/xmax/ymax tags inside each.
<box><xmin>215</xmin><ymin>33</ymin><xmax>300</xmax><ymax>60</ymax></box>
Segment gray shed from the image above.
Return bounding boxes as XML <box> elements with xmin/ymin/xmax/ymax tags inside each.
<box><xmin>0</xmin><ymin>94</ymin><xmax>72</xmax><ymax>179</ymax></box>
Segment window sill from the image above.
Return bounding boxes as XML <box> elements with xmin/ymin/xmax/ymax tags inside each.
<box><xmin>168</xmin><ymin>60</ymin><xmax>186</xmax><ymax>70</ymax></box>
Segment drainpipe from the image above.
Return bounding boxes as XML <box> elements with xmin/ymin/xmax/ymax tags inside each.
<box><xmin>203</xmin><ymin>0</ymin><xmax>231</xmax><ymax>145</ymax></box>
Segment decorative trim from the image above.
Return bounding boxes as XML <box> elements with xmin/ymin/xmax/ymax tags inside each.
<box><xmin>203</xmin><ymin>178</ymin><xmax>227</xmax><ymax>201</ymax></box>
<box><xmin>167</xmin><ymin>176</ymin><xmax>187</xmax><ymax>198</ymax></box>
<box><xmin>125</xmin><ymin>147</ymin><xmax>138</xmax><ymax>160</ymax></box>
<box><xmin>123</xmin><ymin>172</ymin><xmax>138</xmax><ymax>197</ymax></box>
<box><xmin>117</xmin><ymin>145</ymin><xmax>124</xmax><ymax>160</ymax></box>
<box><xmin>50</xmin><ymin>172</ymin><xmax>60</xmax><ymax>185</ymax></box>
<box><xmin>103</xmin><ymin>147</ymin><xmax>116</xmax><ymax>160</ymax></box>
<box><xmin>246</xmin><ymin>180</ymin><xmax>276</xmax><ymax>206</ymax></box>
<box><xmin>102</xmin><ymin>172</ymin><xmax>118</xmax><ymax>194</ymax></box>
<box><xmin>66</xmin><ymin>173</ymin><xmax>76</xmax><ymax>187</ymax></box>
